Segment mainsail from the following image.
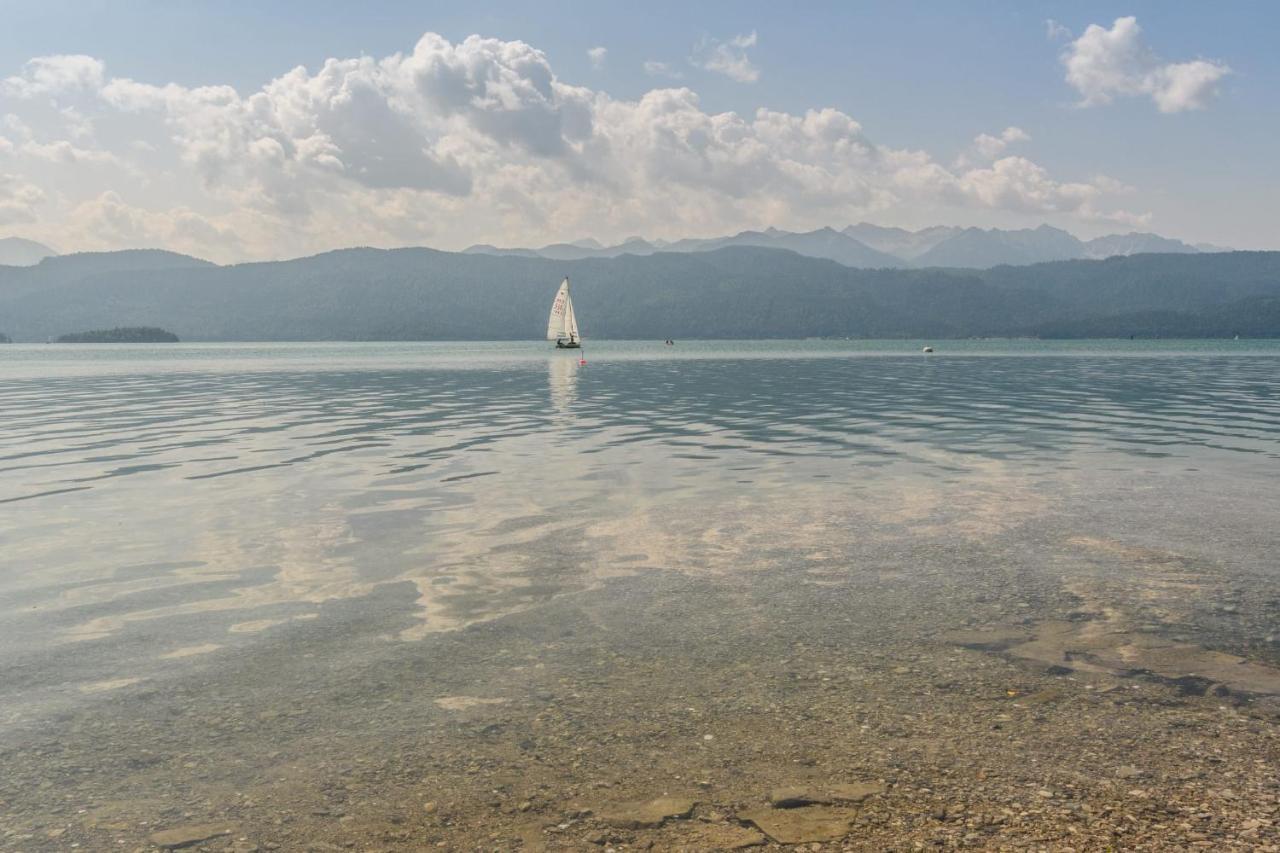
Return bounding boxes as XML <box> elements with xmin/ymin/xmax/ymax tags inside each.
<box><xmin>546</xmin><ymin>277</ymin><xmax>579</xmax><ymax>343</ymax></box>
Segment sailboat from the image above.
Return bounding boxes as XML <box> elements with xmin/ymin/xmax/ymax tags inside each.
<box><xmin>547</xmin><ymin>277</ymin><xmax>581</xmax><ymax>349</ymax></box>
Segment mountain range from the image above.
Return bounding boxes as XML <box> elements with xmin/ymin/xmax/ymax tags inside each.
<box><xmin>0</xmin><ymin>224</ymin><xmax>1232</xmax><ymax>274</ymax></box>
<box><xmin>1</xmin><ymin>244</ymin><xmax>1276</xmax><ymax>342</ymax></box>
<box><xmin>464</xmin><ymin>224</ymin><xmax>1220</xmax><ymax>270</ymax></box>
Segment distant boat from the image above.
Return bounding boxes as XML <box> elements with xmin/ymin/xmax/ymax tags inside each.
<box><xmin>922</xmin><ymin>345</ymin><xmax>934</xmax><ymax>353</ymax></box>
<box><xmin>547</xmin><ymin>277</ymin><xmax>581</xmax><ymax>349</ymax></box>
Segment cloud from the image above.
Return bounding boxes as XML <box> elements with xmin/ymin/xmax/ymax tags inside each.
<box><xmin>0</xmin><ymin>172</ymin><xmax>45</xmax><ymax>224</ymax></box>
<box><xmin>2</xmin><ymin>54</ymin><xmax>105</xmax><ymax>98</ymax></box>
<box><xmin>1045</xmin><ymin>20</ymin><xmax>1072</xmax><ymax>41</ymax></box>
<box><xmin>691</xmin><ymin>31</ymin><xmax>760</xmax><ymax>83</ymax></box>
<box><xmin>972</xmin><ymin>126</ymin><xmax>1030</xmax><ymax>160</ymax></box>
<box><xmin>63</xmin><ymin>191</ymin><xmax>243</xmax><ymax>257</ymax></box>
<box><xmin>18</xmin><ymin>138</ymin><xmax>121</xmax><ymax>165</ymax></box>
<box><xmin>643</xmin><ymin>60</ymin><xmax>683</xmax><ymax>79</ymax></box>
<box><xmin>0</xmin><ymin>32</ymin><xmax>1145</xmax><ymax>261</ymax></box>
<box><xmin>952</xmin><ymin>127</ymin><xmax>1030</xmax><ymax>170</ymax></box>
<box><xmin>587</xmin><ymin>47</ymin><xmax>607</xmax><ymax>69</ymax></box>
<box><xmin>1060</xmin><ymin>16</ymin><xmax>1230</xmax><ymax>112</ymax></box>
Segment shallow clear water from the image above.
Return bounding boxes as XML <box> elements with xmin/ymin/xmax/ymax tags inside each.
<box><xmin>2</xmin><ymin>340</ymin><xmax>1279</xmax><ymax>726</ymax></box>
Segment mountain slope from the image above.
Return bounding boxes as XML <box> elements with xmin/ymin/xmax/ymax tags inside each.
<box><xmin>1</xmin><ymin>245</ymin><xmax>1277</xmax><ymax>342</ymax></box>
<box><xmin>0</xmin><ymin>249</ymin><xmax>213</xmax><ymax>302</ymax></box>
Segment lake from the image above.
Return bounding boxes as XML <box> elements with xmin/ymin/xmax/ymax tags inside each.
<box><xmin>2</xmin><ymin>340</ymin><xmax>1279</xmax><ymax>849</ymax></box>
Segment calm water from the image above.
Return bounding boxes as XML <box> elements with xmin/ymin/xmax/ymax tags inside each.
<box><xmin>2</xmin><ymin>340</ymin><xmax>1280</xmax><ymax>730</ymax></box>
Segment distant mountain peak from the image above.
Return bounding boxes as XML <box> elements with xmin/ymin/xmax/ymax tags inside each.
<box><xmin>1084</xmin><ymin>232</ymin><xmax>1199</xmax><ymax>259</ymax></box>
<box><xmin>0</xmin><ymin>236</ymin><xmax>57</xmax><ymax>267</ymax></box>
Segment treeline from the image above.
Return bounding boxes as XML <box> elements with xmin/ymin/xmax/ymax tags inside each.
<box><xmin>56</xmin><ymin>326</ymin><xmax>180</xmax><ymax>343</ymax></box>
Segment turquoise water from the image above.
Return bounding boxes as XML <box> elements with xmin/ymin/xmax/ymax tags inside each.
<box><xmin>1</xmin><ymin>340</ymin><xmax>1279</xmax><ymax>726</ymax></box>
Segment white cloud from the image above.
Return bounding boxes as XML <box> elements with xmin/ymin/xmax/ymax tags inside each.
<box><xmin>587</xmin><ymin>47</ymin><xmax>607</xmax><ymax>69</ymax></box>
<box><xmin>972</xmin><ymin>126</ymin><xmax>1030</xmax><ymax>161</ymax></box>
<box><xmin>642</xmin><ymin>60</ymin><xmax>683</xmax><ymax>79</ymax></box>
<box><xmin>63</xmin><ymin>191</ymin><xmax>244</xmax><ymax>257</ymax></box>
<box><xmin>0</xmin><ymin>32</ymin><xmax>1145</xmax><ymax>261</ymax></box>
<box><xmin>1</xmin><ymin>54</ymin><xmax>105</xmax><ymax>98</ymax></box>
<box><xmin>952</xmin><ymin>127</ymin><xmax>1030</xmax><ymax>170</ymax></box>
<box><xmin>691</xmin><ymin>31</ymin><xmax>760</xmax><ymax>83</ymax></box>
<box><xmin>1061</xmin><ymin>16</ymin><xmax>1230</xmax><ymax>113</ymax></box>
<box><xmin>18</xmin><ymin>138</ymin><xmax>121</xmax><ymax>165</ymax></box>
<box><xmin>0</xmin><ymin>172</ymin><xmax>45</xmax><ymax>224</ymax></box>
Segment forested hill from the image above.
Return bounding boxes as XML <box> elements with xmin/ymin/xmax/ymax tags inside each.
<box><xmin>1</xmin><ymin>246</ymin><xmax>1277</xmax><ymax>341</ymax></box>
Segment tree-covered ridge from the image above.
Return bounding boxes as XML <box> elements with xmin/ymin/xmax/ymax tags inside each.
<box><xmin>56</xmin><ymin>327</ymin><xmax>180</xmax><ymax>343</ymax></box>
<box><xmin>0</xmin><ymin>246</ymin><xmax>1277</xmax><ymax>341</ymax></box>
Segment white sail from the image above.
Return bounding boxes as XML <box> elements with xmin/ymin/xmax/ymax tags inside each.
<box><xmin>546</xmin><ymin>277</ymin><xmax>579</xmax><ymax>343</ymax></box>
<box><xmin>546</xmin><ymin>278</ymin><xmax>570</xmax><ymax>341</ymax></box>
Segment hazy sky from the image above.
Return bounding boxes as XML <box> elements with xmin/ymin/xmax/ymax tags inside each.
<box><xmin>0</xmin><ymin>1</ymin><xmax>1274</xmax><ymax>261</ymax></box>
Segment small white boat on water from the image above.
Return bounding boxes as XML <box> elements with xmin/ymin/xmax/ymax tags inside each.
<box><xmin>547</xmin><ymin>277</ymin><xmax>581</xmax><ymax>349</ymax></box>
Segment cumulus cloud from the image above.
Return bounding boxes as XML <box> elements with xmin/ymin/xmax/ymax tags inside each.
<box><xmin>0</xmin><ymin>172</ymin><xmax>45</xmax><ymax>224</ymax></box>
<box><xmin>1061</xmin><ymin>16</ymin><xmax>1230</xmax><ymax>112</ymax></box>
<box><xmin>973</xmin><ymin>126</ymin><xmax>1030</xmax><ymax>160</ymax></box>
<box><xmin>691</xmin><ymin>31</ymin><xmax>760</xmax><ymax>83</ymax></box>
<box><xmin>64</xmin><ymin>191</ymin><xmax>244</xmax><ymax>256</ymax></box>
<box><xmin>587</xmin><ymin>47</ymin><xmax>607</xmax><ymax>69</ymax></box>
<box><xmin>953</xmin><ymin>126</ymin><xmax>1032</xmax><ymax>169</ymax></box>
<box><xmin>0</xmin><ymin>31</ymin><xmax>1146</xmax><ymax>261</ymax></box>
<box><xmin>18</xmin><ymin>138</ymin><xmax>121</xmax><ymax>165</ymax></box>
<box><xmin>1</xmin><ymin>54</ymin><xmax>105</xmax><ymax>98</ymax></box>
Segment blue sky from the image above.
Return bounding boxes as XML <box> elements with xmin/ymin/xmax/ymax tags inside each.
<box><xmin>0</xmin><ymin>1</ymin><xmax>1274</xmax><ymax>260</ymax></box>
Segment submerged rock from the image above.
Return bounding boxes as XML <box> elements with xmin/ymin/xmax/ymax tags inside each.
<box><xmin>599</xmin><ymin>796</ymin><xmax>695</xmax><ymax>829</ymax></box>
<box><xmin>147</xmin><ymin>823</ymin><xmax>234</xmax><ymax>849</ymax></box>
<box><xmin>739</xmin><ymin>805</ymin><xmax>859</xmax><ymax>843</ymax></box>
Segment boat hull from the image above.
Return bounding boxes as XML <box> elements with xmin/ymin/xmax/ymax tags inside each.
<box><xmin>555</xmin><ymin>339</ymin><xmax>581</xmax><ymax>349</ymax></box>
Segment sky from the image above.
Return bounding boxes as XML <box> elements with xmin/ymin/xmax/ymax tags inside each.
<box><xmin>0</xmin><ymin>1</ymin><xmax>1275</xmax><ymax>262</ymax></box>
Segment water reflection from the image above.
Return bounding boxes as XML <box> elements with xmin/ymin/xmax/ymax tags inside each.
<box><xmin>547</xmin><ymin>353</ymin><xmax>579</xmax><ymax>414</ymax></box>
<box><xmin>1</xmin><ymin>343</ymin><xmax>1279</xmax><ymax>721</ymax></box>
